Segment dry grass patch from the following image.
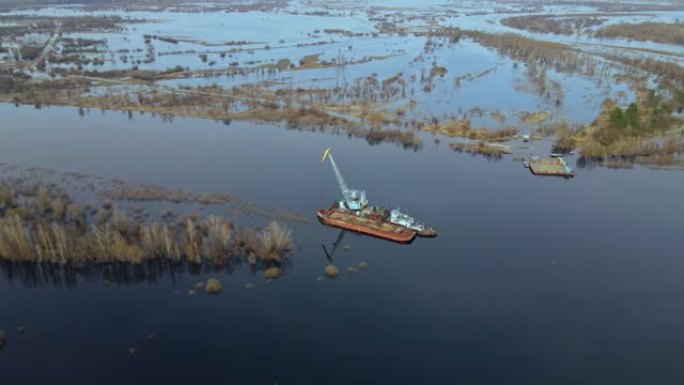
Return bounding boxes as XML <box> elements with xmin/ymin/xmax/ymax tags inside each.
<box><xmin>258</xmin><ymin>221</ymin><xmax>293</xmax><ymax>262</ymax></box>
<box><xmin>424</xmin><ymin>119</ymin><xmax>517</xmax><ymax>141</ymax></box>
<box><xmin>299</xmin><ymin>53</ymin><xmax>322</xmax><ymax>68</ymax></box>
<box><xmin>203</xmin><ymin>215</ymin><xmax>233</xmax><ymax>262</ymax></box>
<box><xmin>450</xmin><ymin>142</ymin><xmax>512</xmax><ymax>157</ymax></box>
<box><xmin>596</xmin><ymin>22</ymin><xmax>684</xmax><ymax>45</ymax></box>
<box><xmin>522</xmin><ymin>111</ymin><xmax>549</xmax><ymax>125</ymax></box>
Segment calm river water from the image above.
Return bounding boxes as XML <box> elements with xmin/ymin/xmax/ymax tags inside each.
<box><xmin>1</xmin><ymin>104</ymin><xmax>683</xmax><ymax>384</ymax></box>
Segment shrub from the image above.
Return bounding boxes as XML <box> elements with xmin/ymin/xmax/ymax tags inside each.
<box><xmin>258</xmin><ymin>221</ymin><xmax>293</xmax><ymax>262</ymax></box>
<box><xmin>205</xmin><ymin>278</ymin><xmax>222</xmax><ymax>294</ymax></box>
<box><xmin>325</xmin><ymin>264</ymin><xmax>340</xmax><ymax>278</ymax></box>
<box><xmin>264</xmin><ymin>267</ymin><xmax>281</xmax><ymax>280</ymax></box>
<box><xmin>203</xmin><ymin>215</ymin><xmax>232</xmax><ymax>261</ymax></box>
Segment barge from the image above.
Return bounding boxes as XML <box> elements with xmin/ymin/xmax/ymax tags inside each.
<box><xmin>318</xmin><ymin>147</ymin><xmax>437</xmax><ymax>243</ymax></box>
<box><xmin>317</xmin><ymin>207</ymin><xmax>417</xmax><ymax>243</ymax></box>
<box><xmin>528</xmin><ymin>156</ymin><xmax>575</xmax><ymax>178</ymax></box>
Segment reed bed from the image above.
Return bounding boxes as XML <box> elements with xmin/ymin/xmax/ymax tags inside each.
<box><xmin>0</xmin><ymin>182</ymin><xmax>295</xmax><ymax>267</ymax></box>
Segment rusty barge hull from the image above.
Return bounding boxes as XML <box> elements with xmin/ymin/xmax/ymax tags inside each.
<box><xmin>317</xmin><ymin>208</ymin><xmax>417</xmax><ymax>244</ymax></box>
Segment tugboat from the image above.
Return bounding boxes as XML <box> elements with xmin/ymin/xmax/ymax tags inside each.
<box><xmin>317</xmin><ymin>147</ymin><xmax>437</xmax><ymax>243</ymax></box>
<box><xmin>389</xmin><ymin>208</ymin><xmax>437</xmax><ymax>237</ymax></box>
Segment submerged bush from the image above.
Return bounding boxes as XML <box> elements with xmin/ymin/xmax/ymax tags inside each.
<box><xmin>325</xmin><ymin>264</ymin><xmax>340</xmax><ymax>278</ymax></box>
<box><xmin>203</xmin><ymin>216</ymin><xmax>232</xmax><ymax>262</ymax></box>
<box><xmin>264</xmin><ymin>267</ymin><xmax>281</xmax><ymax>280</ymax></box>
<box><xmin>235</xmin><ymin>228</ymin><xmax>259</xmax><ymax>254</ymax></box>
<box><xmin>258</xmin><ymin>221</ymin><xmax>293</xmax><ymax>262</ymax></box>
<box><xmin>205</xmin><ymin>278</ymin><xmax>222</xmax><ymax>294</ymax></box>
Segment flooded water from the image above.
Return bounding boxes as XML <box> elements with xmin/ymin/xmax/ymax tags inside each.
<box><xmin>3</xmin><ymin>0</ymin><xmax>684</xmax><ymax>381</ymax></box>
<box><xmin>6</xmin><ymin>0</ymin><xmax>662</xmax><ymax>131</ymax></box>
<box><xmin>1</xmin><ymin>103</ymin><xmax>684</xmax><ymax>384</ymax></box>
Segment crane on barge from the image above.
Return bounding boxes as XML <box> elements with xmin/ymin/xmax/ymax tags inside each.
<box><xmin>318</xmin><ymin>147</ymin><xmax>437</xmax><ymax>241</ymax></box>
<box><xmin>321</xmin><ymin>147</ymin><xmax>368</xmax><ymax>211</ymax></box>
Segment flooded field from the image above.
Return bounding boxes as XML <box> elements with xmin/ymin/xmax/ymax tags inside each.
<box><xmin>2</xmin><ymin>0</ymin><xmax>684</xmax><ymax>383</ymax></box>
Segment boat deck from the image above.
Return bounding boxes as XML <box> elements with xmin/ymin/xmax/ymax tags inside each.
<box><xmin>318</xmin><ymin>209</ymin><xmax>416</xmax><ymax>243</ymax></box>
<box><xmin>528</xmin><ymin>157</ymin><xmax>575</xmax><ymax>177</ymax></box>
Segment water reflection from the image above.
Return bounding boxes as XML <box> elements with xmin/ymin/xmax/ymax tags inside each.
<box><xmin>322</xmin><ymin>229</ymin><xmax>347</xmax><ymax>263</ymax></box>
<box><xmin>0</xmin><ymin>256</ymin><xmax>285</xmax><ymax>288</ymax></box>
<box><xmin>64</xmin><ymin>103</ymin><xmax>424</xmax><ymax>152</ymax></box>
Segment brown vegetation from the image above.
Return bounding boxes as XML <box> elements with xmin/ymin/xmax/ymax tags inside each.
<box><xmin>596</xmin><ymin>22</ymin><xmax>684</xmax><ymax>46</ymax></box>
<box><xmin>461</xmin><ymin>29</ymin><xmax>684</xmax><ymax>168</ymax></box>
<box><xmin>450</xmin><ymin>141</ymin><xmax>511</xmax><ymax>158</ymax></box>
<box><xmin>100</xmin><ymin>183</ymin><xmax>200</xmax><ymax>203</ymax></box>
<box><xmin>205</xmin><ymin>278</ymin><xmax>222</xmax><ymax>294</ymax></box>
<box><xmin>323</xmin><ymin>29</ymin><xmax>354</xmax><ymax>37</ymax></box>
<box><xmin>501</xmin><ymin>14</ymin><xmax>605</xmax><ymax>35</ymax></box>
<box><xmin>258</xmin><ymin>221</ymin><xmax>293</xmax><ymax>263</ymax></box>
<box><xmin>527</xmin><ymin>1</ymin><xmax>684</xmax><ymax>13</ymax></box>
<box><xmin>464</xmin><ymin>30</ymin><xmax>684</xmax><ymax>90</ymax></box>
<box><xmin>559</xmin><ymin>89</ymin><xmax>684</xmax><ymax>165</ymax></box>
<box><xmin>600</xmin><ymin>53</ymin><xmax>684</xmax><ymax>88</ymax></box>
<box><xmin>324</xmin><ymin>264</ymin><xmax>339</xmax><ymax>278</ymax></box>
<box><xmin>0</xmin><ymin>181</ymin><xmax>295</xmax><ymax>267</ymax></box>
<box><xmin>423</xmin><ymin>119</ymin><xmax>517</xmax><ymax>141</ymax></box>
<box><xmin>552</xmin><ymin>121</ymin><xmax>579</xmax><ymax>154</ymax></box>
<box><xmin>299</xmin><ymin>53</ymin><xmax>322</xmax><ymax>68</ymax></box>
<box><xmin>0</xmin><ymin>15</ymin><xmax>141</xmax><ymax>39</ymax></box>
<box><xmin>430</xmin><ymin>66</ymin><xmax>448</xmax><ymax>77</ymax></box>
<box><xmin>264</xmin><ymin>266</ymin><xmax>281</xmax><ymax>280</ymax></box>
<box><xmin>464</xmin><ymin>31</ymin><xmax>592</xmax><ymax>75</ymax></box>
